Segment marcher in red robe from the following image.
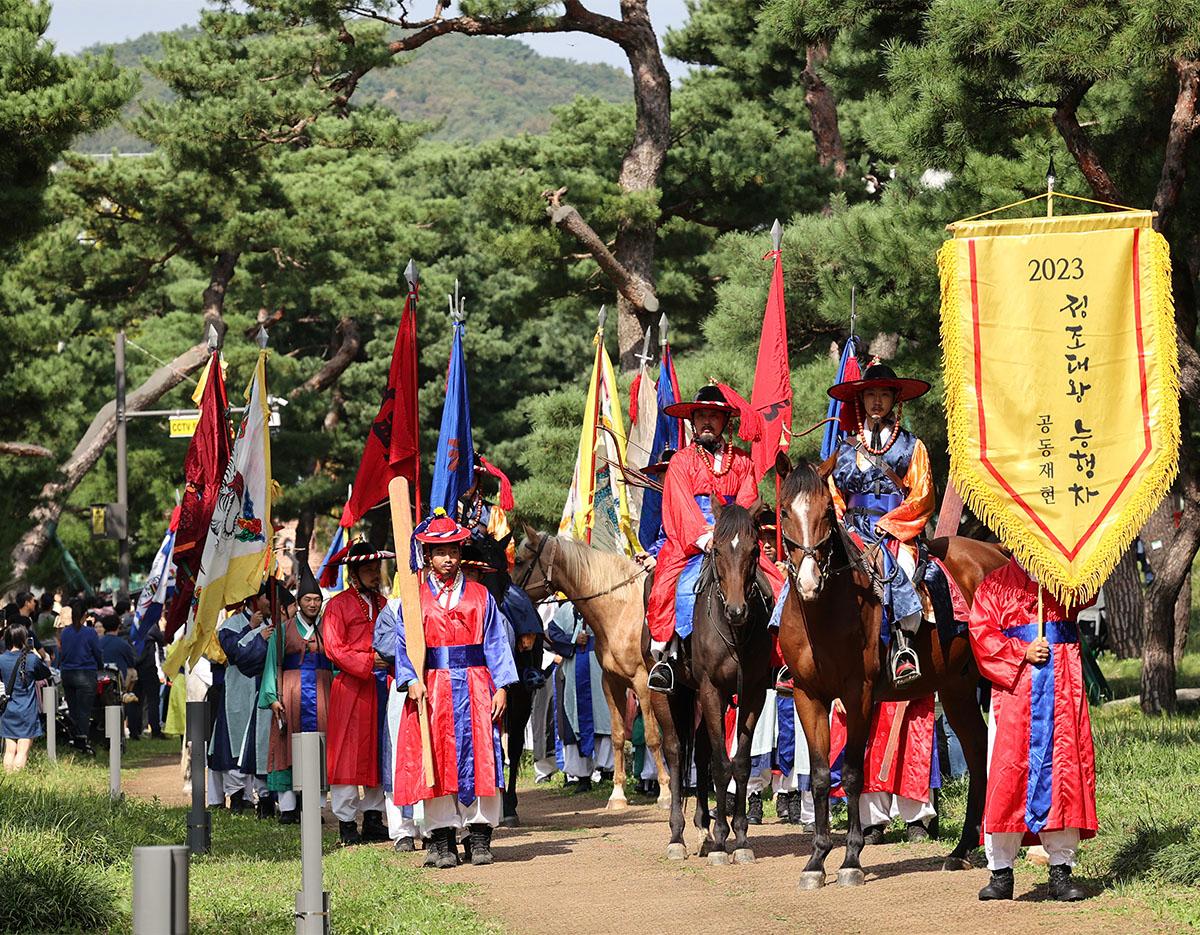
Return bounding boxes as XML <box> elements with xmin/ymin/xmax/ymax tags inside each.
<box><xmin>647</xmin><ymin>384</ymin><xmax>783</xmax><ymax>694</ymax></box>
<box><xmin>859</xmin><ymin>696</ymin><xmax>939</xmax><ymax>842</ymax></box>
<box><xmin>383</xmin><ymin>511</ymin><xmax>517</xmax><ymax>868</ymax></box>
<box><xmin>969</xmin><ymin>558</ymin><xmax>1095</xmax><ymax>902</ymax></box>
<box><xmin>321</xmin><ymin>541</ymin><xmax>395</xmax><ymax>846</ymax></box>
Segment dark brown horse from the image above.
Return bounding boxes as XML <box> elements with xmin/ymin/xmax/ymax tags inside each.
<box><xmin>649</xmin><ymin>500</ymin><xmax>775</xmax><ymax>864</ymax></box>
<box><xmin>774</xmin><ymin>453</ymin><xmax>1008</xmax><ymax>888</ymax></box>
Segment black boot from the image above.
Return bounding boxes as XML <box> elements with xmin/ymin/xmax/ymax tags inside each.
<box><xmin>436</xmin><ymin>828</ymin><xmax>459</xmax><ymax>869</ymax></box>
<box><xmin>978</xmin><ymin>867</ymin><xmax>1014</xmax><ymax>900</ymax></box>
<box><xmin>647</xmin><ymin>779</ymin><xmax>660</xmax><ymax>799</ymax></box>
<box><xmin>573</xmin><ymin>775</ymin><xmax>592</xmax><ymax>793</ymax></box>
<box><xmin>228</xmin><ymin>789</ymin><xmax>247</xmax><ymax>816</ymax></box>
<box><xmin>647</xmin><ymin>657</ymin><xmax>676</xmax><ymax>694</ymax></box>
<box><xmin>361</xmin><ymin>809</ymin><xmax>390</xmax><ymax>843</ymax></box>
<box><xmin>468</xmin><ymin>823</ymin><xmax>494</xmax><ymax>866</ymax></box>
<box><xmin>775</xmin><ymin>791</ymin><xmax>792</xmax><ymax>823</ymax></box>
<box><xmin>393</xmin><ymin>835</ymin><xmax>415</xmax><ymax>853</ymax></box>
<box><xmin>422</xmin><ymin>836</ymin><xmax>439</xmax><ymax>868</ymax></box>
<box><xmin>338</xmin><ymin>819</ymin><xmax>362</xmax><ymax>847</ymax></box>
<box><xmin>747</xmin><ymin>791</ymin><xmax>763</xmax><ymax>825</ymax></box>
<box><xmin>862</xmin><ymin>824</ymin><xmax>887</xmax><ymax>845</ymax></box>
<box><xmin>906</xmin><ymin>820</ymin><xmax>930</xmax><ymax>842</ymax></box>
<box><xmin>255</xmin><ymin>793</ymin><xmax>276</xmax><ymax>820</ymax></box>
<box><xmin>1048</xmin><ymin>864</ymin><xmax>1086</xmax><ymax>901</ymax></box>
<box><xmin>278</xmin><ymin>809</ymin><xmax>299</xmax><ymax>825</ymax></box>
<box><xmin>788</xmin><ymin>793</ymin><xmax>807</xmax><ymax>827</ymax></box>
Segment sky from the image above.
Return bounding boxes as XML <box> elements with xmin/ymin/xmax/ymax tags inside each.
<box><xmin>45</xmin><ymin>0</ymin><xmax>694</xmax><ymax>77</ymax></box>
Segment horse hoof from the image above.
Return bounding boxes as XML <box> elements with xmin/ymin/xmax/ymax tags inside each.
<box><xmin>605</xmin><ymin>797</ymin><xmax>629</xmax><ymax>812</ymax></box>
<box><xmin>707</xmin><ymin>851</ymin><xmax>730</xmax><ymax>866</ymax></box>
<box><xmin>733</xmin><ymin>848</ymin><xmax>755</xmax><ymax>864</ymax></box>
<box><xmin>942</xmin><ymin>855</ymin><xmax>973</xmax><ymax>872</ymax></box>
<box><xmin>797</xmin><ymin>870</ymin><xmax>826</xmax><ymax>891</ymax></box>
<box><xmin>499</xmin><ymin>815</ymin><xmax>520</xmax><ymax>829</ymax></box>
<box><xmin>666</xmin><ymin>843</ymin><xmax>688</xmax><ymax>861</ymax></box>
<box><xmin>837</xmin><ymin>868</ymin><xmax>866</xmax><ymax>887</ymax></box>
<box><xmin>657</xmin><ymin>795</ymin><xmax>672</xmax><ymax>810</ymax></box>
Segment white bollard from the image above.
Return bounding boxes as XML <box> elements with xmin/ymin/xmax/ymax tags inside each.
<box><xmin>293</xmin><ymin>731</ymin><xmax>330</xmax><ymax>935</ymax></box>
<box><xmin>132</xmin><ymin>844</ymin><xmax>189</xmax><ymax>934</ymax></box>
<box><xmin>42</xmin><ymin>684</ymin><xmax>57</xmax><ymax>762</ymax></box>
<box><xmin>106</xmin><ymin>704</ymin><xmax>122</xmax><ymax>801</ymax></box>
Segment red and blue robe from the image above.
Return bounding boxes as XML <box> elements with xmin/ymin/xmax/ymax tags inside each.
<box><xmin>968</xmin><ymin>559</ymin><xmax>1097</xmax><ymax>843</ymax></box>
<box><xmin>390</xmin><ymin>574</ymin><xmax>518</xmax><ymax>805</ymax></box>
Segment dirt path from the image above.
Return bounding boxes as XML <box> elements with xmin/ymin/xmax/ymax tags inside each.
<box><xmin>124</xmin><ymin>758</ymin><xmax>1176</xmax><ymax>934</ymax></box>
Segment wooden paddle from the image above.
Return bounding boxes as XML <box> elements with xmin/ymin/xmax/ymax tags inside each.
<box><xmin>389</xmin><ymin>475</ymin><xmax>435</xmax><ymax>786</ymax></box>
<box><xmin>876</xmin><ymin>699</ymin><xmax>909</xmax><ymax>786</ymax></box>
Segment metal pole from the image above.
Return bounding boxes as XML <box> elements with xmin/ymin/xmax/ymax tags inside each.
<box><xmin>132</xmin><ymin>844</ymin><xmax>189</xmax><ymax>934</ymax></box>
<box><xmin>116</xmin><ymin>329</ymin><xmax>130</xmax><ymax>599</ymax></box>
<box><xmin>42</xmin><ymin>684</ymin><xmax>57</xmax><ymax>762</ymax></box>
<box><xmin>106</xmin><ymin>704</ymin><xmax>122</xmax><ymax>801</ymax></box>
<box><xmin>186</xmin><ymin>700</ymin><xmax>211</xmax><ymax>855</ymax></box>
<box><xmin>294</xmin><ymin>731</ymin><xmax>329</xmax><ymax>935</ymax></box>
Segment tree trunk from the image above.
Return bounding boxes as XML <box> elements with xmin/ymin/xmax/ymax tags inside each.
<box><xmin>1104</xmin><ymin>545</ymin><xmax>1144</xmax><ymax>658</ymax></box>
<box><xmin>5</xmin><ymin>252</ymin><xmax>236</xmax><ymax>590</ymax></box>
<box><xmin>800</xmin><ymin>41</ymin><xmax>847</xmax><ymax>178</ymax></box>
<box><xmin>1174</xmin><ymin>572</ymin><xmax>1191</xmax><ymax>665</ymax></box>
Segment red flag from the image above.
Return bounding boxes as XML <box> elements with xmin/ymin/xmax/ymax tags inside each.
<box><xmin>750</xmin><ymin>248</ymin><xmax>792</xmax><ymax>480</ymax></box>
<box><xmin>340</xmin><ymin>288</ymin><xmax>420</xmax><ymax>527</ymax></box>
<box><xmin>164</xmin><ymin>353</ymin><xmax>231</xmax><ymax>639</ymax></box>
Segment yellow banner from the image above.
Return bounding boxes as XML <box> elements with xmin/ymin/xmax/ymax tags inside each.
<box><xmin>939</xmin><ymin>210</ymin><xmax>1179</xmax><ymax>602</ymax></box>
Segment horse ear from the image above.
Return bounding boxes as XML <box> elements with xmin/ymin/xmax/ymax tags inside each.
<box><xmin>497</xmin><ymin>531</ymin><xmax>513</xmax><ymax>551</ymax></box>
<box><xmin>775</xmin><ymin>450</ymin><xmax>792</xmax><ymax>480</ymax></box>
<box><xmin>749</xmin><ymin>496</ymin><xmax>766</xmax><ymax>521</ymax></box>
<box><xmin>710</xmin><ymin>496</ymin><xmax>724</xmax><ymax>521</ymax></box>
<box><xmin>521</xmin><ymin>523</ymin><xmax>539</xmax><ymax>545</ymax></box>
<box><xmin>817</xmin><ymin>452</ymin><xmax>837</xmax><ymax>481</ymax></box>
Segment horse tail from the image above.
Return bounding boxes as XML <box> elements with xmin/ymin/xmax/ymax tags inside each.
<box><xmin>672</xmin><ymin>684</ymin><xmax>697</xmax><ymax>812</ymax></box>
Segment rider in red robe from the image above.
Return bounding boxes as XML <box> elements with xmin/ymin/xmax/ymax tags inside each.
<box><xmin>385</xmin><ymin>510</ymin><xmax>518</xmax><ymax>868</ymax></box>
<box><xmin>321</xmin><ymin>541</ymin><xmax>395</xmax><ymax>846</ymax></box>
<box><xmin>969</xmin><ymin>558</ymin><xmax>1095</xmax><ymax>902</ymax></box>
<box><xmin>646</xmin><ymin>384</ymin><xmax>783</xmax><ymax>694</ymax></box>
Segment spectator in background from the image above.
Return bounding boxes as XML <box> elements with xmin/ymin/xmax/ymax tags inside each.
<box><xmin>59</xmin><ymin>606</ymin><xmax>103</xmax><ymax>752</ymax></box>
<box><xmin>115</xmin><ymin>599</ymin><xmax>133</xmax><ymax>634</ymax></box>
<box><xmin>100</xmin><ymin>615</ymin><xmax>135</xmax><ymax>683</ymax></box>
<box><xmin>35</xmin><ymin>593</ymin><xmax>58</xmax><ymax>644</ymax></box>
<box><xmin>127</xmin><ymin>613</ymin><xmax>165</xmax><ymax>741</ymax></box>
<box><xmin>0</xmin><ymin>625</ymin><xmax>51</xmax><ymax>772</ymax></box>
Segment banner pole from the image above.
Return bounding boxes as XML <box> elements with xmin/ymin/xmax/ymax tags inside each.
<box><xmin>1037</xmin><ymin>584</ymin><xmax>1045</xmax><ymax>641</ymax></box>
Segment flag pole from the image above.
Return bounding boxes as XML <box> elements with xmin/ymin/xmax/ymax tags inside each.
<box><xmin>391</xmin><ymin>258</ymin><xmax>435</xmax><ymax>787</ymax></box>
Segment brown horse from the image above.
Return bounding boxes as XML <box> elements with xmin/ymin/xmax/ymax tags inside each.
<box><xmin>515</xmin><ymin>528</ymin><xmax>672</xmax><ymax>809</ymax></box>
<box><xmin>774</xmin><ymin>453</ymin><xmax>1008</xmax><ymax>889</ymax></box>
<box><xmin>648</xmin><ymin>499</ymin><xmax>776</xmax><ymax>865</ymax></box>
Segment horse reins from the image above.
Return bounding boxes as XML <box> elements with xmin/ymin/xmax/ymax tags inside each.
<box><xmin>519</xmin><ymin>533</ymin><xmax>647</xmax><ymax>607</ymax></box>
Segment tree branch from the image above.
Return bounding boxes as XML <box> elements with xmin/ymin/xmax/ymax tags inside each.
<box><xmin>6</xmin><ymin>251</ymin><xmax>238</xmax><ymax>589</ymax></box>
<box><xmin>800</xmin><ymin>41</ymin><xmax>847</xmax><ymax>178</ymax></box>
<box><xmin>1052</xmin><ymin>81</ymin><xmax>1127</xmax><ymax>205</ymax></box>
<box><xmin>288</xmin><ymin>317</ymin><xmax>362</xmax><ymax>401</ymax></box>
<box><xmin>544</xmin><ymin>190</ymin><xmax>658</xmax><ymax>313</ymax></box>
<box><xmin>1153</xmin><ymin>57</ymin><xmax>1200</xmax><ymax>232</ymax></box>
<box><xmin>0</xmin><ymin>442</ymin><xmax>53</xmax><ymax>459</ymax></box>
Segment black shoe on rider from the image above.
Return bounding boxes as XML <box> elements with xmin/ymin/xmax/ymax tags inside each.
<box><xmin>890</xmin><ymin>631</ymin><xmax>921</xmax><ymax>686</ymax></box>
<box><xmin>747</xmin><ymin>791</ymin><xmax>763</xmax><ymax>825</ymax></box>
<box><xmin>647</xmin><ymin>657</ymin><xmax>675</xmax><ymax>694</ymax></box>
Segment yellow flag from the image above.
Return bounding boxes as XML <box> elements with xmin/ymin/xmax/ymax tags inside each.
<box><xmin>939</xmin><ymin>210</ymin><xmax>1179</xmax><ymax>602</ymax></box>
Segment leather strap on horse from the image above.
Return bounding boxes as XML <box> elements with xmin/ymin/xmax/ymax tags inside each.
<box><xmin>876</xmin><ymin>699</ymin><xmax>909</xmax><ymax>786</ymax></box>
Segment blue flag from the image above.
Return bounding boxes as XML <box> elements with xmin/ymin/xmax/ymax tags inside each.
<box><xmin>821</xmin><ymin>335</ymin><xmax>861</xmax><ymax>460</ymax></box>
<box><xmin>430</xmin><ymin>320</ymin><xmax>476</xmax><ymax>515</ymax></box>
<box><xmin>318</xmin><ymin>524</ymin><xmax>346</xmax><ymax>593</ymax></box>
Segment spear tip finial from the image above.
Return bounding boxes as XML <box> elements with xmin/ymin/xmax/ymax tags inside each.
<box><xmin>206</xmin><ymin>324</ymin><xmax>220</xmax><ymax>351</ymax></box>
<box><xmin>771</xmin><ymin>218</ymin><xmax>783</xmax><ymax>251</ymax></box>
<box><xmin>255</xmin><ymin>326</ymin><xmax>269</xmax><ymax>349</ymax></box>
<box><xmin>658</xmin><ymin>312</ymin><xmax>668</xmax><ymax>346</ymax></box>
<box><xmin>598</xmin><ymin>304</ymin><xmax>607</xmax><ymax>332</ymax></box>
<box><xmin>404</xmin><ymin>258</ymin><xmax>418</xmax><ymax>289</ymax></box>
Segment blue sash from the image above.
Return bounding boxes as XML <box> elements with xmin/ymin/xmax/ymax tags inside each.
<box><xmin>1002</xmin><ymin>620</ymin><xmax>1078</xmax><ymax>833</ymax></box>
<box><xmin>675</xmin><ymin>494</ymin><xmax>727</xmax><ymax>638</ymax></box>
<box><xmin>425</xmin><ymin>644</ymin><xmax>487</xmax><ymax>669</ymax></box>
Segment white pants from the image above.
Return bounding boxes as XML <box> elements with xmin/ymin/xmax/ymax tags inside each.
<box><xmin>593</xmin><ymin>735</ymin><xmax>614</xmax><ymax>772</ymax></box>
<box><xmin>277</xmin><ymin>789</ymin><xmax>325</xmax><ymax>812</ymax></box>
<box><xmin>422</xmin><ymin>793</ymin><xmax>502</xmax><ymax>832</ymax></box>
<box><xmin>640</xmin><ymin>748</ymin><xmax>659</xmax><ymax>780</ymax></box>
<box><xmin>563</xmin><ymin>737</ymin><xmax>613</xmax><ymax>779</ymax></box>
<box><xmin>986</xmin><ymin>828</ymin><xmax>1080</xmax><ymax>870</ymax></box>
<box><xmin>385</xmin><ymin>791</ymin><xmax>418</xmax><ymax>840</ymax></box>
<box><xmin>860</xmin><ymin>791</ymin><xmax>935</xmax><ymax>827</ymax></box>
<box><xmin>207</xmin><ymin>769</ymin><xmax>226</xmax><ymax>806</ymax></box>
<box><xmin>223</xmin><ymin>769</ymin><xmax>266</xmax><ymax>799</ymax></box>
<box><xmin>728</xmin><ymin>760</ymin><xmax>773</xmax><ymax>795</ymax></box>
<box><xmin>330</xmin><ymin>784</ymin><xmax>386</xmax><ymax>822</ymax></box>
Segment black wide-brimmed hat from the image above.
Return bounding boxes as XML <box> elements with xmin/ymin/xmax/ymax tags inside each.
<box><xmin>828</xmin><ymin>363</ymin><xmax>930</xmax><ymax>403</ymax></box>
<box><xmin>642</xmin><ymin>448</ymin><xmax>677</xmax><ymax>477</ymax></box>
<box><xmin>662</xmin><ymin>384</ymin><xmax>739</xmax><ymax>421</ymax></box>
<box><xmin>339</xmin><ymin>541</ymin><xmax>395</xmax><ymax>564</ymax></box>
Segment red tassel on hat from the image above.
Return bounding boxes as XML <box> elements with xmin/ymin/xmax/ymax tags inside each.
<box><xmin>715</xmin><ymin>383</ymin><xmax>765</xmax><ymax>444</ymax></box>
<box><xmin>319</xmin><ymin>542</ymin><xmax>351</xmax><ymax>588</ymax></box>
<box><xmin>477</xmin><ymin>454</ymin><xmax>515</xmax><ymax>512</ymax></box>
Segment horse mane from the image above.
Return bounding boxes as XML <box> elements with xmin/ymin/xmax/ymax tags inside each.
<box><xmin>713</xmin><ymin>502</ymin><xmax>755</xmax><ymax>545</ymax></box>
<box><xmin>550</xmin><ymin>534</ymin><xmax>639</xmax><ymax>594</ymax></box>
<box><xmin>780</xmin><ymin>458</ymin><xmax>828</xmax><ymax>503</ymax></box>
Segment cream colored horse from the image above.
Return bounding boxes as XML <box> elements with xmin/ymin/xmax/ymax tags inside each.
<box><xmin>516</xmin><ymin>527</ymin><xmax>671</xmax><ymax>810</ymax></box>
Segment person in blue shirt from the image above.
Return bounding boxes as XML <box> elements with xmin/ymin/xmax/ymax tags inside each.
<box><xmin>99</xmin><ymin>615</ymin><xmax>136</xmax><ymax>682</ymax></box>
<box><xmin>1</xmin><ymin>625</ymin><xmax>51</xmax><ymax>772</ymax></box>
<box><xmin>58</xmin><ymin>606</ymin><xmax>103</xmax><ymax>751</ymax></box>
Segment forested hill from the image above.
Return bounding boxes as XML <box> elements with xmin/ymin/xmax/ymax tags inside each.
<box><xmin>72</xmin><ymin>29</ymin><xmax>632</xmax><ymax>152</ymax></box>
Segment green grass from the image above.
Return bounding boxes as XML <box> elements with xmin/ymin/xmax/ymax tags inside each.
<box><xmin>1096</xmin><ymin>647</ymin><xmax>1200</xmax><ymax>700</ymax></box>
<box><xmin>0</xmin><ymin>751</ymin><xmax>502</xmax><ymax>934</ymax></box>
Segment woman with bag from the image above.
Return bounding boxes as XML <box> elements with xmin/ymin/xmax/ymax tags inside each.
<box><xmin>0</xmin><ymin>625</ymin><xmax>51</xmax><ymax>772</ymax></box>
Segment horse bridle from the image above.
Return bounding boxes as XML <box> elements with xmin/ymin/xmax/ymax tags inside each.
<box><xmin>782</xmin><ymin>508</ymin><xmax>837</xmax><ymax>587</ymax></box>
<box><xmin>518</xmin><ymin>532</ymin><xmax>646</xmax><ymax>606</ymax></box>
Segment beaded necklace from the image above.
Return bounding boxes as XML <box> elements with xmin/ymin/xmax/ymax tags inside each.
<box><xmin>855</xmin><ymin>398</ymin><xmax>903</xmax><ymax>457</ymax></box>
<box><xmin>429</xmin><ymin>570</ymin><xmax>463</xmax><ymax>606</ymax></box>
<box><xmin>694</xmin><ymin>440</ymin><xmax>733</xmax><ymax>477</ymax></box>
<box><xmin>461</xmin><ymin>494</ymin><xmax>485</xmax><ymax>529</ymax></box>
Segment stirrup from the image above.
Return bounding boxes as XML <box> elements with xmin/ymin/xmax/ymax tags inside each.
<box><xmin>891</xmin><ymin>645</ymin><xmax>921</xmax><ymax>687</ymax></box>
<box><xmin>648</xmin><ymin>658</ymin><xmax>675</xmax><ymax>695</ymax></box>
